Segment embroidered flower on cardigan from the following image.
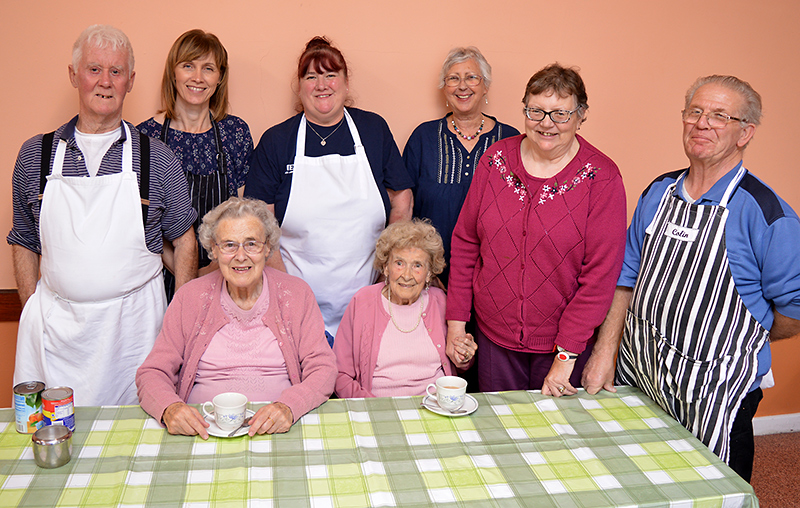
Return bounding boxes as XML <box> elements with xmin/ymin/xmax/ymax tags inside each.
<box><xmin>489</xmin><ymin>151</ymin><xmax>527</xmax><ymax>202</ymax></box>
<box><xmin>538</xmin><ymin>163</ymin><xmax>598</xmax><ymax>204</ymax></box>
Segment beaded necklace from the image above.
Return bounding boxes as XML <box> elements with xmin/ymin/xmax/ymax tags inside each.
<box><xmin>451</xmin><ymin>118</ymin><xmax>484</xmax><ymax>141</ymax></box>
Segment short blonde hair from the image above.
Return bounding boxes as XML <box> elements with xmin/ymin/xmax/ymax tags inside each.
<box><xmin>198</xmin><ymin>198</ymin><xmax>280</xmax><ymax>259</ymax></box>
<box><xmin>374</xmin><ymin>219</ymin><xmax>445</xmax><ymax>277</ymax></box>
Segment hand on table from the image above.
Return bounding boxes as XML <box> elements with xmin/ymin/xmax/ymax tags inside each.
<box><xmin>162</xmin><ymin>402</ymin><xmax>210</xmax><ymax>440</ymax></box>
<box><xmin>541</xmin><ymin>358</ymin><xmax>578</xmax><ymax>398</ymax></box>
<box><xmin>581</xmin><ymin>350</ymin><xmax>617</xmax><ymax>395</ymax></box>
<box><xmin>445</xmin><ymin>321</ymin><xmax>477</xmax><ymax>371</ymax></box>
<box><xmin>249</xmin><ymin>402</ymin><xmax>293</xmax><ymax>435</ymax></box>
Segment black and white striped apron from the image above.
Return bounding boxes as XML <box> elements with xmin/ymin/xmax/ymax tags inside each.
<box><xmin>616</xmin><ymin>166</ymin><xmax>770</xmax><ymax>463</ymax></box>
<box><xmin>160</xmin><ymin>116</ymin><xmax>229</xmax><ymax>300</ymax></box>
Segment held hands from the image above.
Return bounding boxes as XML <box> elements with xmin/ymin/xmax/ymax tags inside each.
<box><xmin>162</xmin><ymin>402</ymin><xmax>210</xmax><ymax>440</ymax></box>
<box><xmin>541</xmin><ymin>357</ymin><xmax>578</xmax><ymax>398</ymax></box>
<box><xmin>248</xmin><ymin>402</ymin><xmax>293</xmax><ymax>436</ymax></box>
<box><xmin>445</xmin><ymin>321</ymin><xmax>477</xmax><ymax>370</ymax></box>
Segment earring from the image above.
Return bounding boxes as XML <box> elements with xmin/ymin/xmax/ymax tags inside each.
<box><xmin>445</xmin><ymin>101</ymin><xmax>450</xmax><ymax>108</ymax></box>
<box><xmin>425</xmin><ymin>278</ymin><xmax>431</xmax><ymax>290</ymax></box>
<box><xmin>485</xmin><ymin>96</ymin><xmax>488</xmax><ymax>105</ymax></box>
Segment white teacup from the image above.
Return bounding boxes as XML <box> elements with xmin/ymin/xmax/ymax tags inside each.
<box><xmin>426</xmin><ymin>376</ymin><xmax>467</xmax><ymax>411</ymax></box>
<box><xmin>202</xmin><ymin>392</ymin><xmax>247</xmax><ymax>431</ymax></box>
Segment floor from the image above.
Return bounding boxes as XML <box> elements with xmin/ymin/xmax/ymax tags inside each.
<box><xmin>752</xmin><ymin>432</ymin><xmax>800</xmax><ymax>507</ymax></box>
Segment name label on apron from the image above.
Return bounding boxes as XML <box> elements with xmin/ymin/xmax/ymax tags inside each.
<box><xmin>664</xmin><ymin>222</ymin><xmax>698</xmax><ymax>242</ymax></box>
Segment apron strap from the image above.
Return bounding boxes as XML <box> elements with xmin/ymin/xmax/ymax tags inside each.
<box><xmin>161</xmin><ymin>115</ymin><xmax>228</xmax><ymax>189</ymax></box>
<box><xmin>38</xmin><ymin>132</ymin><xmax>55</xmax><ymax>200</ymax></box>
<box><xmin>139</xmin><ymin>132</ymin><xmax>151</xmax><ymax>226</ymax></box>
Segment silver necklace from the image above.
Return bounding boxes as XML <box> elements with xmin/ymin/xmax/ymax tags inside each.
<box><xmin>307</xmin><ymin>116</ymin><xmax>345</xmax><ymax>146</ymax></box>
<box><xmin>386</xmin><ymin>286</ymin><xmax>424</xmax><ymax>333</ymax></box>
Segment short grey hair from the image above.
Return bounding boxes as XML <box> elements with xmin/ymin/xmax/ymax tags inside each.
<box><xmin>685</xmin><ymin>75</ymin><xmax>762</xmax><ymax>126</ymax></box>
<box><xmin>439</xmin><ymin>46</ymin><xmax>492</xmax><ymax>89</ymax></box>
<box><xmin>198</xmin><ymin>197</ymin><xmax>281</xmax><ymax>259</ymax></box>
<box><xmin>72</xmin><ymin>25</ymin><xmax>135</xmax><ymax>75</ymax></box>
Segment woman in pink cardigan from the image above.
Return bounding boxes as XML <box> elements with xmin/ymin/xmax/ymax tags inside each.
<box><xmin>136</xmin><ymin>197</ymin><xmax>336</xmax><ymax>439</ymax></box>
<box><xmin>333</xmin><ymin>219</ymin><xmax>476</xmax><ymax>398</ymax></box>
<box><xmin>446</xmin><ymin>64</ymin><xmax>626</xmax><ymax>397</ymax></box>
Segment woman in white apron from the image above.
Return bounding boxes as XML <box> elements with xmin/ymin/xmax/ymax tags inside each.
<box><xmin>14</xmin><ymin>122</ymin><xmax>166</xmax><ymax>406</ymax></box>
<box><xmin>244</xmin><ymin>37</ymin><xmax>413</xmax><ymax>339</ymax></box>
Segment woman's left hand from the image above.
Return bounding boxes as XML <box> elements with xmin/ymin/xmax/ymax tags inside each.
<box><xmin>541</xmin><ymin>357</ymin><xmax>578</xmax><ymax>397</ymax></box>
<box><xmin>249</xmin><ymin>402</ymin><xmax>294</xmax><ymax>435</ymax></box>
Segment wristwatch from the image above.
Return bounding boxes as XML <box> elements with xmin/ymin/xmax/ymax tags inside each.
<box><xmin>556</xmin><ymin>345</ymin><xmax>579</xmax><ymax>362</ymax></box>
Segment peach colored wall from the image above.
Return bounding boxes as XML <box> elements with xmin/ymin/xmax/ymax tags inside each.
<box><xmin>1</xmin><ymin>1</ymin><xmax>799</xmax><ymax>415</ymax></box>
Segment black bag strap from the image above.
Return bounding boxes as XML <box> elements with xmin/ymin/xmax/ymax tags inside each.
<box><xmin>139</xmin><ymin>132</ymin><xmax>150</xmax><ymax>226</ymax></box>
<box><xmin>38</xmin><ymin>132</ymin><xmax>55</xmax><ymax>200</ymax></box>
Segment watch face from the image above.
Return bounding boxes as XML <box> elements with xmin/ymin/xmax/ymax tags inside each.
<box><xmin>557</xmin><ymin>352</ymin><xmax>569</xmax><ymax>362</ymax></box>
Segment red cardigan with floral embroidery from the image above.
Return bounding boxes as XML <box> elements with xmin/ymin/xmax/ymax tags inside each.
<box><xmin>446</xmin><ymin>134</ymin><xmax>626</xmax><ymax>354</ymax></box>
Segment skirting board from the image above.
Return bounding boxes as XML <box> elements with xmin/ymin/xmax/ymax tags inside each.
<box><xmin>753</xmin><ymin>412</ymin><xmax>800</xmax><ymax>436</ymax></box>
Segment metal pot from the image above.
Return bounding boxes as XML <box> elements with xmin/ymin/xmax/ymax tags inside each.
<box><xmin>32</xmin><ymin>425</ymin><xmax>72</xmax><ymax>468</ymax></box>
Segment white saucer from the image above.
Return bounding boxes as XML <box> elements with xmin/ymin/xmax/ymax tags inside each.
<box><xmin>205</xmin><ymin>409</ymin><xmax>255</xmax><ymax>438</ymax></box>
<box><xmin>421</xmin><ymin>394</ymin><xmax>478</xmax><ymax>417</ymax></box>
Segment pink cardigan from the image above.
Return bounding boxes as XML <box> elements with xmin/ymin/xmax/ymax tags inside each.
<box><xmin>333</xmin><ymin>283</ymin><xmax>453</xmax><ymax>398</ymax></box>
<box><xmin>136</xmin><ymin>268</ymin><xmax>336</xmax><ymax>424</ymax></box>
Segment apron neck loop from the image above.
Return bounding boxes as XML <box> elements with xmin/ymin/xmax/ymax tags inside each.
<box><xmin>161</xmin><ymin>113</ymin><xmax>226</xmax><ymax>175</ymax></box>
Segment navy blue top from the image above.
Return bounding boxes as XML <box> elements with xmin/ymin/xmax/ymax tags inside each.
<box><xmin>137</xmin><ymin>115</ymin><xmax>253</xmax><ymax>197</ymax></box>
<box><xmin>245</xmin><ymin>108</ymin><xmax>412</xmax><ymax>224</ymax></box>
<box><xmin>403</xmin><ymin>114</ymin><xmax>519</xmax><ymax>283</ymax></box>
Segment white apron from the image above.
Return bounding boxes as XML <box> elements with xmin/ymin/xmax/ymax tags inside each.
<box><xmin>14</xmin><ymin>122</ymin><xmax>166</xmax><ymax>406</ymax></box>
<box><xmin>280</xmin><ymin>110</ymin><xmax>385</xmax><ymax>336</ymax></box>
<box><xmin>616</xmin><ymin>167</ymin><xmax>770</xmax><ymax>462</ymax></box>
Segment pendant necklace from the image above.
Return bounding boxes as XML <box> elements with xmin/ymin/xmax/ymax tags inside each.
<box><xmin>387</xmin><ymin>286</ymin><xmax>424</xmax><ymax>333</ymax></box>
<box><xmin>452</xmin><ymin>118</ymin><xmax>484</xmax><ymax>141</ymax></box>
<box><xmin>307</xmin><ymin>116</ymin><xmax>345</xmax><ymax>146</ymax></box>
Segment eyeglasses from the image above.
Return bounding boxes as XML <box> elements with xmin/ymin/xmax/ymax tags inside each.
<box><xmin>215</xmin><ymin>240</ymin><xmax>267</xmax><ymax>255</ymax></box>
<box><xmin>523</xmin><ymin>107</ymin><xmax>580</xmax><ymax>123</ymax></box>
<box><xmin>444</xmin><ymin>74</ymin><xmax>483</xmax><ymax>87</ymax></box>
<box><xmin>681</xmin><ymin>109</ymin><xmax>744</xmax><ymax>128</ymax></box>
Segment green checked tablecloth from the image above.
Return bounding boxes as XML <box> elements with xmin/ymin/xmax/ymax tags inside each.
<box><xmin>0</xmin><ymin>387</ymin><xmax>758</xmax><ymax>507</ymax></box>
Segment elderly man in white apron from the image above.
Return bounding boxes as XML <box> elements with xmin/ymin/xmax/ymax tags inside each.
<box><xmin>581</xmin><ymin>75</ymin><xmax>800</xmax><ymax>482</ymax></box>
<box><xmin>9</xmin><ymin>25</ymin><xmax>197</xmax><ymax>406</ymax></box>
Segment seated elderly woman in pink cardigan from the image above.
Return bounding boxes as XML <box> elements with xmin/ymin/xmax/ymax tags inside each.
<box><xmin>136</xmin><ymin>197</ymin><xmax>336</xmax><ymax>439</ymax></box>
<box><xmin>333</xmin><ymin>219</ymin><xmax>477</xmax><ymax>397</ymax></box>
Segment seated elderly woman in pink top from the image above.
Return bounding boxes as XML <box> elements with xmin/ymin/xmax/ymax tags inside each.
<box><xmin>136</xmin><ymin>197</ymin><xmax>336</xmax><ymax>439</ymax></box>
<box><xmin>333</xmin><ymin>219</ymin><xmax>477</xmax><ymax>397</ymax></box>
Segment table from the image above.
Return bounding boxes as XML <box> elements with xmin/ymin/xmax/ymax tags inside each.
<box><xmin>0</xmin><ymin>387</ymin><xmax>758</xmax><ymax>507</ymax></box>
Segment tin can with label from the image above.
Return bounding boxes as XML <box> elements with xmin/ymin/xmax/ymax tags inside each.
<box><xmin>42</xmin><ymin>387</ymin><xmax>75</xmax><ymax>432</ymax></box>
<box><xmin>14</xmin><ymin>381</ymin><xmax>45</xmax><ymax>434</ymax></box>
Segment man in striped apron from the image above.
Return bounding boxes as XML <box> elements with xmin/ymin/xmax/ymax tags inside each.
<box><xmin>581</xmin><ymin>75</ymin><xmax>800</xmax><ymax>482</ymax></box>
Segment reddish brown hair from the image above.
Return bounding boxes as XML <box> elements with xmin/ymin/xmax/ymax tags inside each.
<box><xmin>296</xmin><ymin>36</ymin><xmax>349</xmax><ymax>80</ymax></box>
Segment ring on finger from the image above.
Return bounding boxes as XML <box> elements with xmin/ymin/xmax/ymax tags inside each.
<box><xmin>558</xmin><ymin>386</ymin><xmax>565</xmax><ymax>393</ymax></box>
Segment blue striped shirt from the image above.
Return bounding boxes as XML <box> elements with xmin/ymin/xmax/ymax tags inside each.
<box><xmin>7</xmin><ymin>116</ymin><xmax>197</xmax><ymax>255</ymax></box>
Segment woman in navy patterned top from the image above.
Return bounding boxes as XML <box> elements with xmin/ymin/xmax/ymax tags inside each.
<box><xmin>403</xmin><ymin>47</ymin><xmax>519</xmax><ymax>286</ymax></box>
<box><xmin>139</xmin><ymin>29</ymin><xmax>253</xmax><ymax>300</ymax></box>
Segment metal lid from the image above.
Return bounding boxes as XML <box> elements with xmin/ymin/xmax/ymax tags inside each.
<box><xmin>14</xmin><ymin>381</ymin><xmax>45</xmax><ymax>394</ymax></box>
<box><xmin>32</xmin><ymin>425</ymin><xmax>72</xmax><ymax>445</ymax></box>
<box><xmin>42</xmin><ymin>386</ymin><xmax>74</xmax><ymax>400</ymax></box>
